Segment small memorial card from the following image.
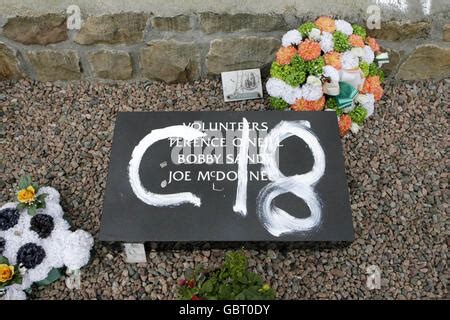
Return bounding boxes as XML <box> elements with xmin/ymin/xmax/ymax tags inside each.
<box><xmin>221</xmin><ymin>69</ymin><xmax>263</xmax><ymax>102</ymax></box>
<box><xmin>123</xmin><ymin>243</ymin><xmax>147</xmax><ymax>263</ymax></box>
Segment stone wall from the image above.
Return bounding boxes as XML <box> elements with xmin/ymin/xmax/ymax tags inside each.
<box><xmin>0</xmin><ymin>0</ymin><xmax>449</xmax><ymax>82</ymax></box>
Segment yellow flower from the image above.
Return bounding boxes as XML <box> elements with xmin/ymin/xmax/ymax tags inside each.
<box><xmin>17</xmin><ymin>185</ymin><xmax>36</xmax><ymax>203</ymax></box>
<box><xmin>0</xmin><ymin>264</ymin><xmax>15</xmax><ymax>283</ymax></box>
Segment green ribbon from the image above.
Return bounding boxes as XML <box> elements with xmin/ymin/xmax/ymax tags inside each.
<box><xmin>335</xmin><ymin>82</ymin><xmax>358</xmax><ymax>109</ymax></box>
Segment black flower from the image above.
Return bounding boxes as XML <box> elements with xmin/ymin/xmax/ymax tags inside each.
<box><xmin>16</xmin><ymin>243</ymin><xmax>46</xmax><ymax>269</ymax></box>
<box><xmin>0</xmin><ymin>237</ymin><xmax>5</xmax><ymax>255</ymax></box>
<box><xmin>30</xmin><ymin>214</ymin><xmax>54</xmax><ymax>239</ymax></box>
<box><xmin>0</xmin><ymin>208</ymin><xmax>20</xmax><ymax>231</ymax></box>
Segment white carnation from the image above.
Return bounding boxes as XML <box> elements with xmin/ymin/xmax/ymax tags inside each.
<box><xmin>351</xmin><ymin>47</ymin><xmax>364</xmax><ymax>58</ymax></box>
<box><xmin>335</xmin><ymin>20</ymin><xmax>353</xmax><ymax>35</ymax></box>
<box><xmin>350</xmin><ymin>123</ymin><xmax>361</xmax><ymax>134</ymax></box>
<box><xmin>266</xmin><ymin>78</ymin><xmax>286</xmax><ymax>98</ymax></box>
<box><xmin>320</xmin><ymin>32</ymin><xmax>334</xmax><ymax>53</ymax></box>
<box><xmin>356</xmin><ymin>93</ymin><xmax>375</xmax><ymax>117</ymax></box>
<box><xmin>306</xmin><ymin>75</ymin><xmax>322</xmax><ymax>86</ymax></box>
<box><xmin>282</xmin><ymin>87</ymin><xmax>302</xmax><ymax>105</ymax></box>
<box><xmin>341</xmin><ymin>51</ymin><xmax>359</xmax><ymax>69</ymax></box>
<box><xmin>308</xmin><ymin>28</ymin><xmax>322</xmax><ymax>41</ymax></box>
<box><xmin>362</xmin><ymin>45</ymin><xmax>375</xmax><ymax>64</ymax></box>
<box><xmin>322</xmin><ymin>65</ymin><xmax>340</xmax><ymax>83</ymax></box>
<box><xmin>63</xmin><ymin>230</ymin><xmax>94</xmax><ymax>270</ymax></box>
<box><xmin>1</xmin><ymin>285</ymin><xmax>27</xmax><ymax>300</ymax></box>
<box><xmin>302</xmin><ymin>83</ymin><xmax>323</xmax><ymax>101</ymax></box>
<box><xmin>282</xmin><ymin>29</ymin><xmax>302</xmax><ymax>47</ymax></box>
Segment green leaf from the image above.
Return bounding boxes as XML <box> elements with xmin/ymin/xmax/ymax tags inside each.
<box><xmin>18</xmin><ymin>177</ymin><xmax>28</xmax><ymax>189</ymax></box>
<box><xmin>35</xmin><ymin>268</ymin><xmax>62</xmax><ymax>287</ymax></box>
<box><xmin>0</xmin><ymin>255</ymin><xmax>9</xmax><ymax>264</ymax></box>
<box><xmin>202</xmin><ymin>280</ymin><xmax>214</xmax><ymax>293</ymax></box>
<box><xmin>28</xmin><ymin>205</ymin><xmax>37</xmax><ymax>216</ymax></box>
<box><xmin>16</xmin><ymin>203</ymin><xmax>26</xmax><ymax>211</ymax></box>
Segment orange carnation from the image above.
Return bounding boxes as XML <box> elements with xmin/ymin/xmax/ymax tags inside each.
<box><xmin>291</xmin><ymin>96</ymin><xmax>326</xmax><ymax>111</ymax></box>
<box><xmin>298</xmin><ymin>40</ymin><xmax>321</xmax><ymax>61</ymax></box>
<box><xmin>361</xmin><ymin>76</ymin><xmax>384</xmax><ymax>101</ymax></box>
<box><xmin>275</xmin><ymin>46</ymin><xmax>297</xmax><ymax>65</ymax></box>
<box><xmin>366</xmin><ymin>37</ymin><xmax>380</xmax><ymax>53</ymax></box>
<box><xmin>349</xmin><ymin>34</ymin><xmax>365</xmax><ymax>48</ymax></box>
<box><xmin>314</xmin><ymin>16</ymin><xmax>336</xmax><ymax>33</ymax></box>
<box><xmin>324</xmin><ymin>51</ymin><xmax>341</xmax><ymax>69</ymax></box>
<box><xmin>338</xmin><ymin>114</ymin><xmax>352</xmax><ymax>136</ymax></box>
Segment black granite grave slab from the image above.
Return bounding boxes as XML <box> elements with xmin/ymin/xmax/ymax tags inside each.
<box><xmin>100</xmin><ymin>111</ymin><xmax>354</xmax><ymax>242</ymax></box>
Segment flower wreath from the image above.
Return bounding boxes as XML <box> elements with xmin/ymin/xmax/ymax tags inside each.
<box><xmin>0</xmin><ymin>177</ymin><xmax>94</xmax><ymax>300</ymax></box>
<box><xmin>266</xmin><ymin>17</ymin><xmax>389</xmax><ymax>136</ymax></box>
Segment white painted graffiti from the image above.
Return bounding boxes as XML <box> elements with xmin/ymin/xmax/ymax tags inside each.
<box><xmin>128</xmin><ymin>118</ymin><xmax>325</xmax><ymax>236</ymax></box>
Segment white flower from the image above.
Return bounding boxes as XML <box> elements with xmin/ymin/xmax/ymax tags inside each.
<box><xmin>341</xmin><ymin>51</ymin><xmax>359</xmax><ymax>69</ymax></box>
<box><xmin>306</xmin><ymin>75</ymin><xmax>322</xmax><ymax>87</ymax></box>
<box><xmin>308</xmin><ymin>28</ymin><xmax>322</xmax><ymax>41</ymax></box>
<box><xmin>302</xmin><ymin>83</ymin><xmax>323</xmax><ymax>101</ymax></box>
<box><xmin>356</xmin><ymin>93</ymin><xmax>375</xmax><ymax>117</ymax></box>
<box><xmin>1</xmin><ymin>285</ymin><xmax>27</xmax><ymax>300</ymax></box>
<box><xmin>63</xmin><ymin>230</ymin><xmax>94</xmax><ymax>270</ymax></box>
<box><xmin>351</xmin><ymin>47</ymin><xmax>364</xmax><ymax>58</ymax></box>
<box><xmin>322</xmin><ymin>65</ymin><xmax>340</xmax><ymax>83</ymax></box>
<box><xmin>282</xmin><ymin>29</ymin><xmax>302</xmax><ymax>47</ymax></box>
<box><xmin>282</xmin><ymin>87</ymin><xmax>302</xmax><ymax>105</ymax></box>
<box><xmin>362</xmin><ymin>45</ymin><xmax>375</xmax><ymax>64</ymax></box>
<box><xmin>320</xmin><ymin>32</ymin><xmax>334</xmax><ymax>53</ymax></box>
<box><xmin>266</xmin><ymin>78</ymin><xmax>286</xmax><ymax>98</ymax></box>
<box><xmin>350</xmin><ymin>123</ymin><xmax>361</xmax><ymax>134</ymax></box>
<box><xmin>335</xmin><ymin>19</ymin><xmax>353</xmax><ymax>35</ymax></box>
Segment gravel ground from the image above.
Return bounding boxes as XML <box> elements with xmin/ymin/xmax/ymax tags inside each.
<box><xmin>0</xmin><ymin>78</ymin><xmax>447</xmax><ymax>300</ymax></box>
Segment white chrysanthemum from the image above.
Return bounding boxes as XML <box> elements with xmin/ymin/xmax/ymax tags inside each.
<box><xmin>320</xmin><ymin>32</ymin><xmax>334</xmax><ymax>53</ymax></box>
<box><xmin>63</xmin><ymin>230</ymin><xmax>94</xmax><ymax>270</ymax></box>
<box><xmin>335</xmin><ymin>19</ymin><xmax>353</xmax><ymax>35</ymax></box>
<box><xmin>302</xmin><ymin>83</ymin><xmax>323</xmax><ymax>101</ymax></box>
<box><xmin>282</xmin><ymin>87</ymin><xmax>302</xmax><ymax>105</ymax></box>
<box><xmin>308</xmin><ymin>28</ymin><xmax>322</xmax><ymax>41</ymax></box>
<box><xmin>362</xmin><ymin>45</ymin><xmax>375</xmax><ymax>64</ymax></box>
<box><xmin>356</xmin><ymin>93</ymin><xmax>375</xmax><ymax>117</ymax></box>
<box><xmin>341</xmin><ymin>51</ymin><xmax>359</xmax><ymax>69</ymax></box>
<box><xmin>322</xmin><ymin>65</ymin><xmax>340</xmax><ymax>83</ymax></box>
<box><xmin>282</xmin><ymin>29</ymin><xmax>302</xmax><ymax>47</ymax></box>
<box><xmin>266</xmin><ymin>78</ymin><xmax>286</xmax><ymax>98</ymax></box>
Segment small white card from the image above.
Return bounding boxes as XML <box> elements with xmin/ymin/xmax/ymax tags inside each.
<box><xmin>221</xmin><ymin>69</ymin><xmax>263</xmax><ymax>102</ymax></box>
<box><xmin>123</xmin><ymin>243</ymin><xmax>147</xmax><ymax>263</ymax></box>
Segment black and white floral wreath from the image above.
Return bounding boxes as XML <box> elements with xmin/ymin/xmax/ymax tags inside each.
<box><xmin>0</xmin><ymin>177</ymin><xmax>93</xmax><ymax>300</ymax></box>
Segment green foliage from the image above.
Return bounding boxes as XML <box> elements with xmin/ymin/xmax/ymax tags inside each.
<box><xmin>368</xmin><ymin>63</ymin><xmax>385</xmax><ymax>82</ymax></box>
<box><xmin>352</xmin><ymin>24</ymin><xmax>367</xmax><ymax>38</ymax></box>
<box><xmin>178</xmin><ymin>251</ymin><xmax>275</xmax><ymax>300</ymax></box>
<box><xmin>349</xmin><ymin>106</ymin><xmax>368</xmax><ymax>125</ymax></box>
<box><xmin>359</xmin><ymin>61</ymin><xmax>370</xmax><ymax>77</ymax></box>
<box><xmin>333</xmin><ymin>31</ymin><xmax>351</xmax><ymax>53</ymax></box>
<box><xmin>306</xmin><ymin>56</ymin><xmax>325</xmax><ymax>76</ymax></box>
<box><xmin>270</xmin><ymin>55</ymin><xmax>307</xmax><ymax>87</ymax></box>
<box><xmin>325</xmin><ymin>97</ymin><xmax>343</xmax><ymax>116</ymax></box>
<box><xmin>269</xmin><ymin>97</ymin><xmax>289</xmax><ymax>110</ymax></box>
<box><xmin>298</xmin><ymin>22</ymin><xmax>315</xmax><ymax>37</ymax></box>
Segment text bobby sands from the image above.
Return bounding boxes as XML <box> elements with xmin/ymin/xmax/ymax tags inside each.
<box><xmin>179</xmin><ymin>304</ymin><xmax>271</xmax><ymax>317</ymax></box>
